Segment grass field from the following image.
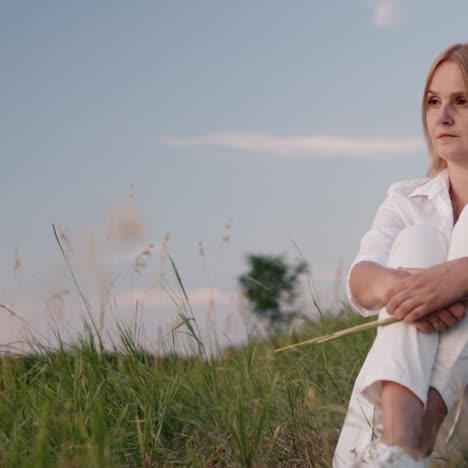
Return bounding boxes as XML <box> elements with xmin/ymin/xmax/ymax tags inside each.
<box><xmin>0</xmin><ymin>306</ymin><xmax>376</xmax><ymax>467</ymax></box>
<box><xmin>4</xmin><ymin>242</ymin><xmax>468</xmax><ymax>467</ymax></box>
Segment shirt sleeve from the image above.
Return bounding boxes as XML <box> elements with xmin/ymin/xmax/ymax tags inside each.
<box><xmin>347</xmin><ymin>185</ymin><xmax>406</xmax><ymax>316</ymax></box>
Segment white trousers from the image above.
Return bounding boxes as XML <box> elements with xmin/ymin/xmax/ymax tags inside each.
<box><xmin>333</xmin><ymin>208</ymin><xmax>468</xmax><ymax>468</ymax></box>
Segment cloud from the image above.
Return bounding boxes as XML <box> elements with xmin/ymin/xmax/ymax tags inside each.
<box><xmin>162</xmin><ymin>132</ymin><xmax>423</xmax><ymax>159</ymax></box>
<box><xmin>369</xmin><ymin>0</ymin><xmax>398</xmax><ymax>27</ymax></box>
<box><xmin>118</xmin><ymin>286</ymin><xmax>238</xmax><ymax>308</ymax></box>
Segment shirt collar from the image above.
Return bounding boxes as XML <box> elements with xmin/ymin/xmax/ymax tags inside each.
<box><xmin>408</xmin><ymin>168</ymin><xmax>449</xmax><ymax>200</ymax></box>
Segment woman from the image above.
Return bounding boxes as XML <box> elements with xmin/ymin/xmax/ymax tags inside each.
<box><xmin>334</xmin><ymin>43</ymin><xmax>468</xmax><ymax>468</ymax></box>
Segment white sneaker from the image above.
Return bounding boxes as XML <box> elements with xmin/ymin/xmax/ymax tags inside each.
<box><xmin>352</xmin><ymin>439</ymin><xmax>430</xmax><ymax>467</ymax></box>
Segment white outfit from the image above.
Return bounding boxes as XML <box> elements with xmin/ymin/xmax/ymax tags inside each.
<box><xmin>333</xmin><ymin>169</ymin><xmax>468</xmax><ymax>467</ymax></box>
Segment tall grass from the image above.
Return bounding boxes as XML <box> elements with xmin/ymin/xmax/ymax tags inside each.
<box><xmin>5</xmin><ymin>233</ymin><xmax>465</xmax><ymax>466</ymax></box>
<box><xmin>0</xmin><ymin>303</ymin><xmax>375</xmax><ymax>467</ymax></box>
<box><xmin>4</xmin><ymin>235</ymin><xmax>468</xmax><ymax>467</ymax></box>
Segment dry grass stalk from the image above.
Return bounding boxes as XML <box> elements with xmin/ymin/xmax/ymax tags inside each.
<box><xmin>106</xmin><ymin>199</ymin><xmax>145</xmax><ymax>242</ymax></box>
<box><xmin>158</xmin><ymin>232</ymin><xmax>171</xmax><ymax>280</ymax></box>
<box><xmin>45</xmin><ymin>289</ymin><xmax>70</xmax><ymax>320</ymax></box>
<box><xmin>128</xmin><ymin>180</ymin><xmax>137</xmax><ymax>201</ymax></box>
<box><xmin>57</xmin><ymin>225</ymin><xmax>74</xmax><ymax>260</ymax></box>
<box><xmin>14</xmin><ymin>244</ymin><xmax>21</xmax><ymax>275</ymax></box>
<box><xmin>85</xmin><ymin>230</ymin><xmax>97</xmax><ymax>265</ymax></box>
<box><xmin>274</xmin><ymin>316</ymin><xmax>399</xmax><ymax>353</ymax></box>
<box><xmin>198</xmin><ymin>241</ymin><xmax>205</xmax><ymax>257</ymax></box>
<box><xmin>222</xmin><ymin>218</ymin><xmax>232</xmax><ymax>243</ymax></box>
<box><xmin>276</xmin><ymin>298</ymin><xmax>468</xmax><ymax>353</ymax></box>
<box><xmin>134</xmin><ymin>243</ymin><xmax>155</xmax><ymax>274</ymax></box>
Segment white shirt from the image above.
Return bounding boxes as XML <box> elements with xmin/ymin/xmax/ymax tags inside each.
<box><xmin>335</xmin><ymin>169</ymin><xmax>456</xmax><ymax>468</ymax></box>
<box><xmin>347</xmin><ymin>169</ymin><xmax>454</xmax><ymax>316</ymax></box>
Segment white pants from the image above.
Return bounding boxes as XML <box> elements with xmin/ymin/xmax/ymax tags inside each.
<box><xmin>333</xmin><ymin>208</ymin><xmax>468</xmax><ymax>468</ymax></box>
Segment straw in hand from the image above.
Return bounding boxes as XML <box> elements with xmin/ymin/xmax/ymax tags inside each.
<box><xmin>274</xmin><ymin>316</ymin><xmax>399</xmax><ymax>353</ymax></box>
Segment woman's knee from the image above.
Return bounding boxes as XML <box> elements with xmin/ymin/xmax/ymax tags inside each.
<box><xmin>394</xmin><ymin>225</ymin><xmax>446</xmax><ymax>247</ymax></box>
<box><xmin>449</xmin><ymin>208</ymin><xmax>468</xmax><ymax>259</ymax></box>
<box><xmin>387</xmin><ymin>225</ymin><xmax>448</xmax><ymax>269</ymax></box>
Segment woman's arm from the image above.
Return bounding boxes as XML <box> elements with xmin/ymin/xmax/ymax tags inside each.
<box><xmin>349</xmin><ymin>261</ymin><xmax>409</xmax><ymax>310</ymax></box>
<box><xmin>345</xmin><ymin>182</ymin><xmax>407</xmax><ymax>316</ymax></box>
<box><xmin>350</xmin><ymin>260</ymin><xmax>467</xmax><ymax>333</ymax></box>
<box><xmin>385</xmin><ymin>257</ymin><xmax>468</xmax><ymax>322</ymax></box>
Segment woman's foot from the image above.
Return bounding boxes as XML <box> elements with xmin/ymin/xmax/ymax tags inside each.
<box><xmin>352</xmin><ymin>439</ymin><xmax>430</xmax><ymax>467</ymax></box>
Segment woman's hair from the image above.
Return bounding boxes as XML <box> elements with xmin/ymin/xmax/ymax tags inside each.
<box><xmin>422</xmin><ymin>43</ymin><xmax>468</xmax><ymax>176</ymax></box>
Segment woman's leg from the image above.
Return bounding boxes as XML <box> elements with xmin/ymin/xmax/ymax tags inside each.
<box><xmin>418</xmin><ymin>387</ymin><xmax>447</xmax><ymax>456</ymax></box>
<box><xmin>365</xmin><ymin>226</ymin><xmax>450</xmax><ymax>456</ymax></box>
<box><xmin>360</xmin><ymin>226</ymin><xmax>448</xmax><ymax>412</ymax></box>
<box><xmin>426</xmin><ymin>207</ymin><xmax>468</xmax><ymax>454</ymax></box>
<box><xmin>334</xmin><ymin>226</ymin><xmax>448</xmax><ymax>467</ymax></box>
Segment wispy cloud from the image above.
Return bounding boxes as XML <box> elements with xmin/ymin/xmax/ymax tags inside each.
<box><xmin>118</xmin><ymin>287</ymin><xmax>237</xmax><ymax>308</ymax></box>
<box><xmin>162</xmin><ymin>132</ymin><xmax>423</xmax><ymax>159</ymax></box>
<box><xmin>369</xmin><ymin>0</ymin><xmax>399</xmax><ymax>27</ymax></box>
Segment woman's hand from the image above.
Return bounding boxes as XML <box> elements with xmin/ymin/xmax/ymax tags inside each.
<box><xmin>384</xmin><ymin>258</ymin><xmax>468</xmax><ymax>322</ymax></box>
<box><xmin>412</xmin><ymin>302</ymin><xmax>466</xmax><ymax>333</ymax></box>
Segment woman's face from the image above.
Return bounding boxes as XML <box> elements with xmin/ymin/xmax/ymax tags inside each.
<box><xmin>426</xmin><ymin>60</ymin><xmax>468</xmax><ymax>165</ymax></box>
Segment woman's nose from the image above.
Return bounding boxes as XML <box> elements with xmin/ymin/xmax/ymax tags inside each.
<box><xmin>437</xmin><ymin>103</ymin><xmax>455</xmax><ymax>125</ymax></box>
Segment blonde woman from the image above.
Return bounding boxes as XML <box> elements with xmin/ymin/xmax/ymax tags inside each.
<box><xmin>334</xmin><ymin>43</ymin><xmax>468</xmax><ymax>467</ymax></box>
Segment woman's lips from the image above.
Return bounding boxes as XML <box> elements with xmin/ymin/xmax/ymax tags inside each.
<box><xmin>438</xmin><ymin>133</ymin><xmax>457</xmax><ymax>138</ymax></box>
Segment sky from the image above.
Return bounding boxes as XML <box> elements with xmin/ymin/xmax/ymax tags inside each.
<box><xmin>2</xmin><ymin>0</ymin><xmax>468</xmax><ymax>353</ymax></box>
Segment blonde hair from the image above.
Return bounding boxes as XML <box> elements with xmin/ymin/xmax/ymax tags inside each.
<box><xmin>422</xmin><ymin>43</ymin><xmax>468</xmax><ymax>176</ymax></box>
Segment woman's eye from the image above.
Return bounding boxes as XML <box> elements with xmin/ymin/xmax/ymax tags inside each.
<box><xmin>456</xmin><ymin>97</ymin><xmax>467</xmax><ymax>105</ymax></box>
<box><xmin>427</xmin><ymin>97</ymin><xmax>438</xmax><ymax>106</ymax></box>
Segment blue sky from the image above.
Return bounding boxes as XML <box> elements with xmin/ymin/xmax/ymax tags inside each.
<box><xmin>2</xmin><ymin>1</ymin><xmax>468</xmax><ymax>350</ymax></box>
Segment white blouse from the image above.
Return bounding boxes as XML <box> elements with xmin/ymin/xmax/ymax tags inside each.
<box><xmin>347</xmin><ymin>169</ymin><xmax>455</xmax><ymax>316</ymax></box>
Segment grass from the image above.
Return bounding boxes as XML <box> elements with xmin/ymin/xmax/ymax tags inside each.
<box><xmin>0</xmin><ymin>308</ymin><xmax>375</xmax><ymax>467</ymax></box>
<box><xmin>6</xmin><ymin>233</ymin><xmax>465</xmax><ymax>466</ymax></box>
<box><xmin>5</xmin><ymin>238</ymin><xmax>468</xmax><ymax>468</ymax></box>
